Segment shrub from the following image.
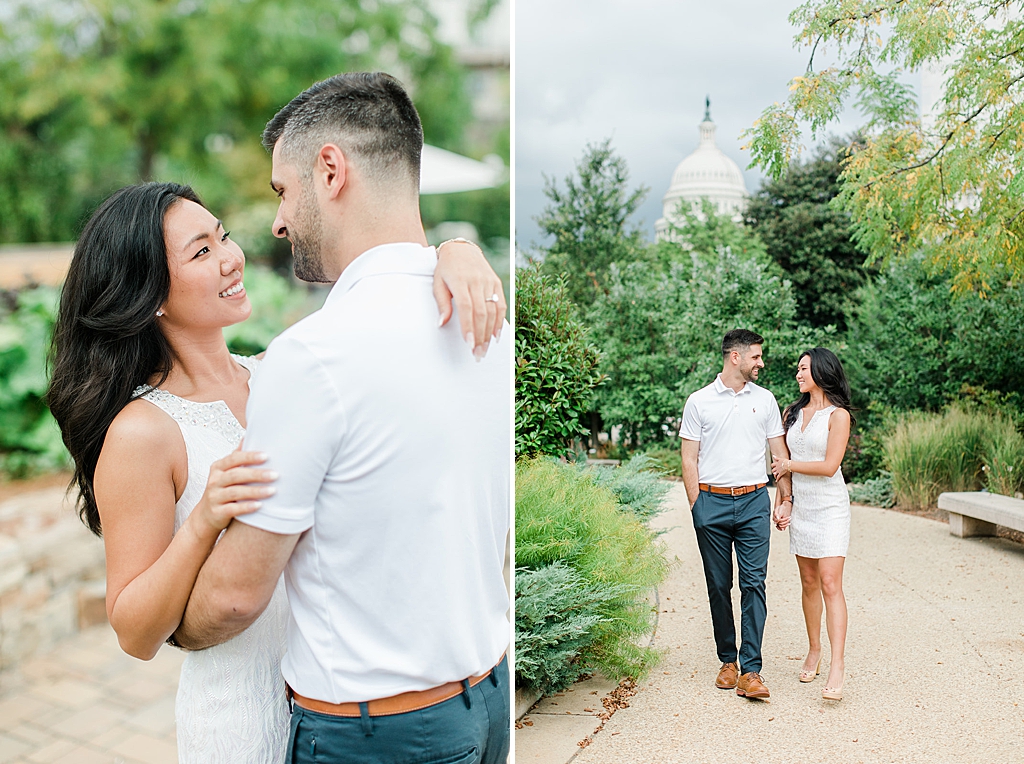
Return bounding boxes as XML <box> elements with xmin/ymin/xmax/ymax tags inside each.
<box><xmin>641</xmin><ymin>443</ymin><xmax>682</xmax><ymax>478</ymax></box>
<box><xmin>585</xmin><ymin>454</ymin><xmax>671</xmax><ymax>521</ymax></box>
<box><xmin>0</xmin><ymin>287</ymin><xmax>68</xmax><ymax>476</ymax></box>
<box><xmin>514</xmin><ymin>562</ymin><xmax>630</xmax><ymax>696</ymax></box>
<box><xmin>847</xmin><ymin>471</ymin><xmax>895</xmax><ymax>508</ymax></box>
<box><xmin>515</xmin><ymin>458</ymin><xmax>670</xmax><ymax>691</ymax></box>
<box><xmin>515</xmin><ymin>266</ymin><xmax>603</xmax><ymax>459</ymax></box>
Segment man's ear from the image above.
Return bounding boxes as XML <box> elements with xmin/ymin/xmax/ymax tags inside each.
<box><xmin>317</xmin><ymin>144</ymin><xmax>347</xmax><ymax>200</ymax></box>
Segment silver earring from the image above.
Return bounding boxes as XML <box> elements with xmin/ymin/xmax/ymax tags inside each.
<box><xmin>156</xmin><ymin>310</ymin><xmax>164</xmax><ymax>317</ymax></box>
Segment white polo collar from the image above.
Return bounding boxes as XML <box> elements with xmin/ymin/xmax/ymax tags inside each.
<box><xmin>713</xmin><ymin>373</ymin><xmax>753</xmax><ymax>396</ymax></box>
<box><xmin>327</xmin><ymin>242</ymin><xmax>436</xmax><ymax>305</ymax></box>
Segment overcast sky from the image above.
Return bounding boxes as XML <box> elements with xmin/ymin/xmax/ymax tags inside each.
<box><xmin>515</xmin><ymin>0</ymin><xmax>908</xmax><ymax>250</ymax></box>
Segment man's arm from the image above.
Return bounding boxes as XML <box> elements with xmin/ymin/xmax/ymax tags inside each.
<box><xmin>172</xmin><ymin>521</ymin><xmax>300</xmax><ymax>650</ymax></box>
<box><xmin>680</xmin><ymin>438</ymin><xmax>701</xmax><ymax>508</ymax></box>
<box><xmin>767</xmin><ymin>435</ymin><xmax>793</xmax><ymax>529</ymax></box>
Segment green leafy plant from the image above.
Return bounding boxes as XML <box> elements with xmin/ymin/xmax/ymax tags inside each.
<box><xmin>514</xmin><ymin>562</ymin><xmax>629</xmax><ymax>696</ymax></box>
<box><xmin>640</xmin><ymin>443</ymin><xmax>682</xmax><ymax>478</ymax></box>
<box><xmin>515</xmin><ymin>458</ymin><xmax>670</xmax><ymax>692</ymax></box>
<box><xmin>0</xmin><ymin>287</ymin><xmax>68</xmax><ymax>476</ymax></box>
<box><xmin>515</xmin><ymin>266</ymin><xmax>603</xmax><ymax>459</ymax></box>
<box><xmin>585</xmin><ymin>454</ymin><xmax>671</xmax><ymax>522</ymax></box>
<box><xmin>847</xmin><ymin>472</ymin><xmax>895</xmax><ymax>509</ymax></box>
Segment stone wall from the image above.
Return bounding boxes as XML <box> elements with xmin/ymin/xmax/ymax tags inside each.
<box><xmin>0</xmin><ymin>487</ymin><xmax>106</xmax><ymax>671</ymax></box>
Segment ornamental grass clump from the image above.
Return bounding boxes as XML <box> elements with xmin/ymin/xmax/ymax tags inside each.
<box><xmin>884</xmin><ymin>406</ymin><xmax>1021</xmax><ymax>509</ymax></box>
<box><xmin>515</xmin><ymin>458</ymin><xmax>670</xmax><ymax>693</ymax></box>
<box><xmin>982</xmin><ymin>423</ymin><xmax>1024</xmax><ymax>497</ymax></box>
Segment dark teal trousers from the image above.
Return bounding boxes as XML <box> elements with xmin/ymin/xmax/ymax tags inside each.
<box><xmin>286</xmin><ymin>656</ymin><xmax>509</xmax><ymax>764</ymax></box>
<box><xmin>690</xmin><ymin>487</ymin><xmax>771</xmax><ymax>674</ymax></box>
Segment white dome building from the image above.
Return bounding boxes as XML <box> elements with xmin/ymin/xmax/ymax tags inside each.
<box><xmin>655</xmin><ymin>100</ymin><xmax>749</xmax><ymax>240</ymax></box>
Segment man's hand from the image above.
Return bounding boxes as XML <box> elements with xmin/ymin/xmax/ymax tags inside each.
<box><xmin>773</xmin><ymin>499</ymin><xmax>792</xmax><ymax>531</ymax></box>
<box><xmin>433</xmin><ymin>239</ymin><xmax>506</xmax><ymax>360</ymax></box>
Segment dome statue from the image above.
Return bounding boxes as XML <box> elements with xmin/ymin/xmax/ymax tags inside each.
<box><xmin>655</xmin><ymin>97</ymin><xmax>748</xmax><ymax>240</ymax></box>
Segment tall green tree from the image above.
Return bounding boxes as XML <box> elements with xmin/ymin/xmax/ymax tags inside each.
<box><xmin>589</xmin><ymin>206</ymin><xmax>829</xmax><ymax>447</ymax></box>
<box><xmin>745</xmin><ymin>0</ymin><xmax>1024</xmax><ymax>289</ymax></box>
<box><xmin>745</xmin><ymin>137</ymin><xmax>868</xmax><ymax>331</ymax></box>
<box><xmin>0</xmin><ymin>0</ymin><xmax>471</xmax><ymax>243</ymax></box>
<box><xmin>536</xmin><ymin>139</ymin><xmax>648</xmax><ymax>309</ymax></box>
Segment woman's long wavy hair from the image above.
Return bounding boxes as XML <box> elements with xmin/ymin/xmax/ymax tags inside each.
<box><xmin>48</xmin><ymin>182</ymin><xmax>203</xmax><ymax>536</ymax></box>
<box><xmin>782</xmin><ymin>347</ymin><xmax>856</xmax><ymax>433</ymax></box>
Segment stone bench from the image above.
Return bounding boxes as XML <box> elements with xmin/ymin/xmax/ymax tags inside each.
<box><xmin>937</xmin><ymin>491</ymin><xmax>1024</xmax><ymax>538</ymax></box>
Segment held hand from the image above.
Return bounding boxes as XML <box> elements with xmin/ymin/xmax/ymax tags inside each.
<box><xmin>194</xmin><ymin>450</ymin><xmax>278</xmax><ymax>533</ymax></box>
<box><xmin>771</xmin><ymin>455</ymin><xmax>791</xmax><ymax>480</ymax></box>
<box><xmin>773</xmin><ymin>500</ymin><xmax>793</xmax><ymax>531</ymax></box>
<box><xmin>433</xmin><ymin>239</ymin><xmax>506</xmax><ymax>360</ymax></box>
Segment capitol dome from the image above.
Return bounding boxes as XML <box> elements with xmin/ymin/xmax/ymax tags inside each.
<box><xmin>655</xmin><ymin>101</ymin><xmax>749</xmax><ymax>239</ymax></box>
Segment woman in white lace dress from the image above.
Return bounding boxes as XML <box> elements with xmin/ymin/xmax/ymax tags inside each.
<box><xmin>46</xmin><ymin>182</ymin><xmax>504</xmax><ymax>762</ymax></box>
<box><xmin>770</xmin><ymin>347</ymin><xmax>853</xmax><ymax>702</ymax></box>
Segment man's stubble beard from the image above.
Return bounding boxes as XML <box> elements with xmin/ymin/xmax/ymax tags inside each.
<box><xmin>291</xmin><ymin>180</ymin><xmax>331</xmax><ymax>283</ymax></box>
<box><xmin>740</xmin><ymin>364</ymin><xmax>759</xmax><ymax>383</ymax></box>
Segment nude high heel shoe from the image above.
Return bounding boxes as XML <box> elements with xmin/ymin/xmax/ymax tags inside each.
<box><xmin>799</xmin><ymin>657</ymin><xmax>821</xmax><ymax>683</ymax></box>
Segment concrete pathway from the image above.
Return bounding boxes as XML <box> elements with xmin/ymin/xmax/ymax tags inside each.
<box><xmin>515</xmin><ymin>484</ymin><xmax>1024</xmax><ymax>764</ymax></box>
<box><xmin>0</xmin><ymin>620</ymin><xmax>183</xmax><ymax>763</ymax></box>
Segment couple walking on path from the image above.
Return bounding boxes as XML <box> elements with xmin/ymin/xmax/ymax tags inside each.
<box><xmin>47</xmin><ymin>72</ymin><xmax>510</xmax><ymax>763</ymax></box>
<box><xmin>680</xmin><ymin>329</ymin><xmax>853</xmax><ymax>703</ymax></box>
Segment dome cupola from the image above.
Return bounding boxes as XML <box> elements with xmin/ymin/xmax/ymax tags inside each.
<box><xmin>655</xmin><ymin>98</ymin><xmax>749</xmax><ymax>239</ymax></box>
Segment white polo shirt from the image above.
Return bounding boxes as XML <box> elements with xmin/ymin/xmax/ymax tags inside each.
<box><xmin>238</xmin><ymin>242</ymin><xmax>510</xmax><ymax>703</ymax></box>
<box><xmin>679</xmin><ymin>374</ymin><xmax>784</xmax><ymax>487</ymax></box>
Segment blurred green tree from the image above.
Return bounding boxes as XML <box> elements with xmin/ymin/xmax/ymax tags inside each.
<box><xmin>536</xmin><ymin>139</ymin><xmax>648</xmax><ymax>309</ymax></box>
<box><xmin>0</xmin><ymin>0</ymin><xmax>472</xmax><ymax>245</ymax></box>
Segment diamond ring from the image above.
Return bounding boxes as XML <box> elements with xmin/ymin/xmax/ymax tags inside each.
<box><xmin>487</xmin><ymin>294</ymin><xmax>501</xmax><ymax>303</ymax></box>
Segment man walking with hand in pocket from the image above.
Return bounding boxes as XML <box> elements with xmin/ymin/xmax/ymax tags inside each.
<box><xmin>680</xmin><ymin>329</ymin><xmax>792</xmax><ymax>700</ymax></box>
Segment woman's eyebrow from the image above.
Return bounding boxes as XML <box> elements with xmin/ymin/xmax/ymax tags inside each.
<box><xmin>182</xmin><ymin>220</ymin><xmax>224</xmax><ymax>250</ymax></box>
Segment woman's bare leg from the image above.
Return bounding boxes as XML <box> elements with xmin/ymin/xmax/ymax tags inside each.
<box><xmin>796</xmin><ymin>555</ymin><xmax>823</xmax><ymax>675</ymax></box>
<box><xmin>818</xmin><ymin>556</ymin><xmax>847</xmax><ymax>691</ymax></box>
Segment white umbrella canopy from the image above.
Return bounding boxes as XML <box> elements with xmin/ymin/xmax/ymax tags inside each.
<box><xmin>419</xmin><ymin>144</ymin><xmax>506</xmax><ymax>194</ymax></box>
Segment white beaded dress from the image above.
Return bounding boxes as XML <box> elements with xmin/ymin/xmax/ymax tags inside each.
<box><xmin>134</xmin><ymin>355</ymin><xmax>290</xmax><ymax>764</ymax></box>
<box><xmin>786</xmin><ymin>405</ymin><xmax>851</xmax><ymax>558</ymax></box>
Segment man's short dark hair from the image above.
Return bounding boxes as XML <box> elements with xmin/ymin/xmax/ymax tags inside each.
<box><xmin>261</xmin><ymin>72</ymin><xmax>423</xmax><ymax>188</ymax></box>
<box><xmin>722</xmin><ymin>329</ymin><xmax>764</xmax><ymax>356</ymax></box>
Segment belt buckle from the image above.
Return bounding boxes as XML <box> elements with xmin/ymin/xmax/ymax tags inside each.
<box><xmin>730</xmin><ymin>486</ymin><xmax>737</xmax><ymax>496</ymax></box>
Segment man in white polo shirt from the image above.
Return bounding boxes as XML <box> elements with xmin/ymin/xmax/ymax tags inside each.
<box><xmin>172</xmin><ymin>73</ymin><xmax>510</xmax><ymax>763</ymax></box>
<box><xmin>680</xmin><ymin>329</ymin><xmax>792</xmax><ymax>700</ymax></box>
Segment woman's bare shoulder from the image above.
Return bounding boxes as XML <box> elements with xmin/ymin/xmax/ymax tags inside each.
<box><xmin>827</xmin><ymin>406</ymin><xmax>851</xmax><ymax>429</ymax></box>
<box><xmin>105</xmin><ymin>398</ymin><xmax>180</xmax><ymax>451</ymax></box>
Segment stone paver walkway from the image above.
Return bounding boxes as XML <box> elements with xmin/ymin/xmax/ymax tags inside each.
<box><xmin>516</xmin><ymin>484</ymin><xmax>1024</xmax><ymax>763</ymax></box>
<box><xmin>0</xmin><ymin>622</ymin><xmax>182</xmax><ymax>764</ymax></box>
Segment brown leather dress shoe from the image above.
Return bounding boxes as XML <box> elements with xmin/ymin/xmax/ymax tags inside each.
<box><xmin>736</xmin><ymin>671</ymin><xmax>770</xmax><ymax>699</ymax></box>
<box><xmin>715</xmin><ymin>662</ymin><xmax>738</xmax><ymax>689</ymax></box>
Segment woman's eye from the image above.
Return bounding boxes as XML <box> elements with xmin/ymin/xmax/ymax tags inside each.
<box><xmin>194</xmin><ymin>246</ymin><xmax>210</xmax><ymax>259</ymax></box>
<box><xmin>221</xmin><ymin>230</ymin><xmax>231</xmax><ymax>241</ymax></box>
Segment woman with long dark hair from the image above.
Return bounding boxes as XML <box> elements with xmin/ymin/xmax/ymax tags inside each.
<box><xmin>47</xmin><ymin>182</ymin><xmax>503</xmax><ymax>762</ymax></box>
<box><xmin>771</xmin><ymin>347</ymin><xmax>853</xmax><ymax>702</ymax></box>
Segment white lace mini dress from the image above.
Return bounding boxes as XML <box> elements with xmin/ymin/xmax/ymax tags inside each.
<box><xmin>786</xmin><ymin>405</ymin><xmax>851</xmax><ymax>558</ymax></box>
<box><xmin>134</xmin><ymin>354</ymin><xmax>290</xmax><ymax>764</ymax></box>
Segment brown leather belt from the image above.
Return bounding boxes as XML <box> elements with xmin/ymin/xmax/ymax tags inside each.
<box><xmin>699</xmin><ymin>482</ymin><xmax>766</xmax><ymax>497</ymax></box>
<box><xmin>288</xmin><ymin>658</ymin><xmax>502</xmax><ymax>718</ymax></box>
